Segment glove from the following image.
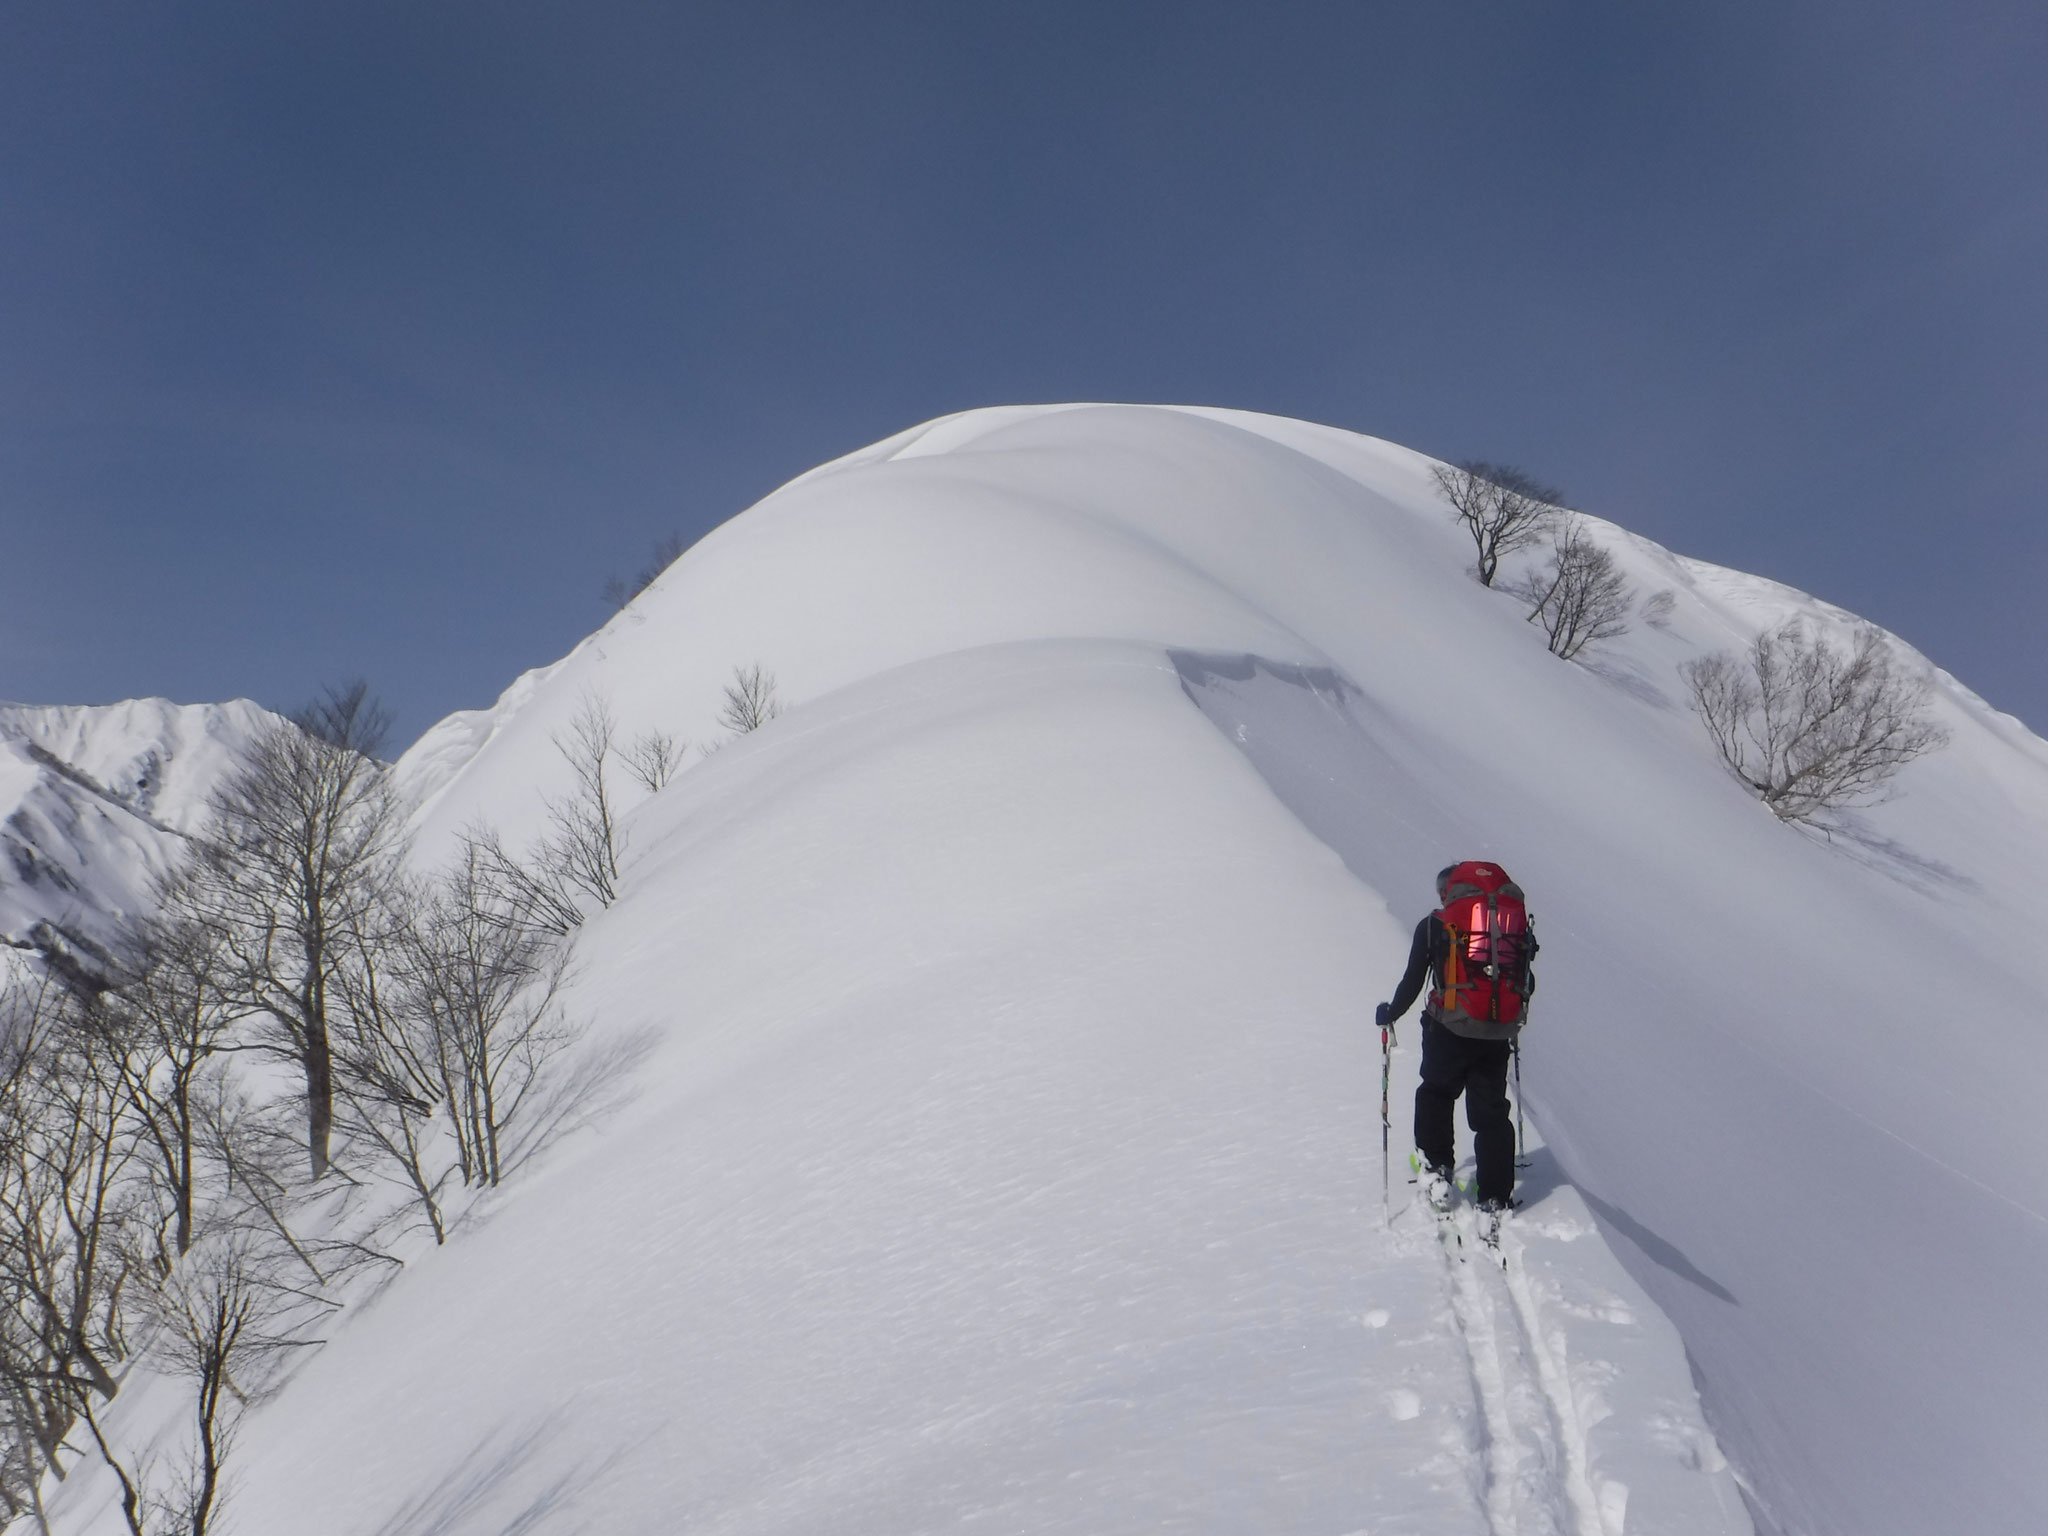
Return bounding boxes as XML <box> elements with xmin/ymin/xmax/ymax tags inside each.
<box><xmin>1375</xmin><ymin>1002</ymin><xmax>1393</xmax><ymax>1030</ymax></box>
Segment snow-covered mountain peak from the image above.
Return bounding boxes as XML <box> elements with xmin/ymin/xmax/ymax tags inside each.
<box><xmin>0</xmin><ymin>697</ymin><xmax>275</xmax><ymax>971</ymax></box>
<box><xmin>35</xmin><ymin>405</ymin><xmax>2048</xmax><ymax>1536</ymax></box>
<box><xmin>362</xmin><ymin>405</ymin><xmax>2046</xmax><ymax>1536</ymax></box>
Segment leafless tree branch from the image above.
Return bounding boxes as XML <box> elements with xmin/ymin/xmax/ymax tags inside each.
<box><xmin>1682</xmin><ymin>621</ymin><xmax>1950</xmax><ymax>822</ymax></box>
<box><xmin>177</xmin><ymin>682</ymin><xmax>403</xmax><ymax>1179</ymax></box>
<box><xmin>541</xmin><ymin>694</ymin><xmax>624</xmax><ymax>910</ymax></box>
<box><xmin>1431</xmin><ymin>460</ymin><xmax>1565</xmax><ymax>587</ymax></box>
<box><xmin>602</xmin><ymin>533</ymin><xmax>688</xmax><ymax>612</ymax></box>
<box><xmin>718</xmin><ymin>666</ymin><xmax>782</xmax><ymax>737</ymax></box>
<box><xmin>1507</xmin><ymin>515</ymin><xmax>1633</xmax><ymax>660</ymax></box>
<box><xmin>622</xmin><ymin>730</ymin><xmax>682</xmax><ymax>795</ymax></box>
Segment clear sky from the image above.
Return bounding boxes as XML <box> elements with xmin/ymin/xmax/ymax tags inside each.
<box><xmin>4</xmin><ymin>2</ymin><xmax>2043</xmax><ymax>744</ymax></box>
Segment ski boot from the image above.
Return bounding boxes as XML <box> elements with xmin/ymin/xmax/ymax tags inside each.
<box><xmin>1473</xmin><ymin>1194</ymin><xmax>1520</xmax><ymax>1250</ymax></box>
<box><xmin>1412</xmin><ymin>1155</ymin><xmax>1456</xmax><ymax>1215</ymax></box>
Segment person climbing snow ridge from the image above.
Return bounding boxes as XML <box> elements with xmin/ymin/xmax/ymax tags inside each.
<box><xmin>1377</xmin><ymin>861</ymin><xmax>1537</xmax><ymax>1231</ymax></box>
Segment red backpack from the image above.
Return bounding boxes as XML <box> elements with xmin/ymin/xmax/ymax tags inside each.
<box><xmin>1429</xmin><ymin>861</ymin><xmax>1537</xmax><ymax>1028</ymax></box>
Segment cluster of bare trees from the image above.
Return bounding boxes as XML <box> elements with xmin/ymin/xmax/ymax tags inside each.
<box><xmin>1</xmin><ymin>655</ymin><xmax>787</xmax><ymax>1527</ymax></box>
<box><xmin>0</xmin><ymin>955</ymin><xmax>320</xmax><ymax>1536</ymax></box>
<box><xmin>0</xmin><ymin>684</ymin><xmax>594</xmax><ymax>1533</ymax></box>
<box><xmin>336</xmin><ymin>844</ymin><xmax>578</xmax><ymax>1243</ymax></box>
<box><xmin>461</xmin><ymin>693</ymin><xmax>665</xmax><ymax>939</ymax></box>
<box><xmin>463</xmin><ymin>668</ymin><xmax>771</xmax><ymax>936</ymax></box>
<box><xmin>173</xmin><ymin>686</ymin><xmax>401</xmax><ymax>1183</ymax></box>
<box><xmin>1433</xmin><ymin>459</ymin><xmax>1949</xmax><ymax>815</ymax></box>
<box><xmin>1682</xmin><ymin>621</ymin><xmax>1949</xmax><ymax>823</ymax></box>
<box><xmin>1432</xmin><ymin>460</ymin><xmax>1635</xmax><ymax>661</ymax></box>
<box><xmin>602</xmin><ymin>534</ymin><xmax>689</xmax><ymax>612</ymax></box>
<box><xmin>0</xmin><ymin>971</ymin><xmax>133</xmax><ymax>1525</ymax></box>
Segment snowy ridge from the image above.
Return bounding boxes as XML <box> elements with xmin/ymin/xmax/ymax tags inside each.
<box><xmin>47</xmin><ymin>405</ymin><xmax>2048</xmax><ymax>1536</ymax></box>
<box><xmin>0</xmin><ymin>698</ymin><xmax>273</xmax><ymax>973</ymax></box>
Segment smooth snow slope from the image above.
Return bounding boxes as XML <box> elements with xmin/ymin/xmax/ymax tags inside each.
<box><xmin>50</xmin><ymin>405</ymin><xmax>2048</xmax><ymax>1536</ymax></box>
<box><xmin>192</xmin><ymin>642</ymin><xmax>1739</xmax><ymax>1536</ymax></box>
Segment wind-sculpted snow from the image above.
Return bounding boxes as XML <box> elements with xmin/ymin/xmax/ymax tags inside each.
<box><xmin>48</xmin><ymin>405</ymin><xmax>2048</xmax><ymax>1536</ymax></box>
<box><xmin>0</xmin><ymin>698</ymin><xmax>273</xmax><ymax>972</ymax></box>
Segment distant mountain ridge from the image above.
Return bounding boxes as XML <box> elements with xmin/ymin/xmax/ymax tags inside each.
<box><xmin>0</xmin><ymin>698</ymin><xmax>276</xmax><ymax>975</ymax></box>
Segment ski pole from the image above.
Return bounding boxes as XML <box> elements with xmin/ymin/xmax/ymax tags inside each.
<box><xmin>1512</xmin><ymin>1035</ymin><xmax>1530</xmax><ymax>1168</ymax></box>
<box><xmin>1380</xmin><ymin>1012</ymin><xmax>1395</xmax><ymax>1215</ymax></box>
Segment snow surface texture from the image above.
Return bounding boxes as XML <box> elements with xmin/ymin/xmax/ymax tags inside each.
<box><xmin>0</xmin><ymin>699</ymin><xmax>272</xmax><ymax>976</ymax></box>
<box><xmin>49</xmin><ymin>405</ymin><xmax>2048</xmax><ymax>1535</ymax></box>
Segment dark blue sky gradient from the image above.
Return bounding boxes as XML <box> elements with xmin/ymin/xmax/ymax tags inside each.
<box><xmin>4</xmin><ymin>2</ymin><xmax>2044</xmax><ymax>742</ymax></box>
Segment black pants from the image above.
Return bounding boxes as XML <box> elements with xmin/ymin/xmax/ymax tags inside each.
<box><xmin>1415</xmin><ymin>1018</ymin><xmax>1516</xmax><ymax>1205</ymax></box>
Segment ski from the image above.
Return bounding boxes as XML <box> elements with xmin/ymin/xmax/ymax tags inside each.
<box><xmin>1472</xmin><ymin>1196</ymin><xmax>1524</xmax><ymax>1270</ymax></box>
<box><xmin>1474</xmin><ymin>1205</ymin><xmax>1507</xmax><ymax>1268</ymax></box>
<box><xmin>1431</xmin><ymin>1200</ymin><xmax>1465</xmax><ymax>1260</ymax></box>
<box><xmin>1408</xmin><ymin>1155</ymin><xmax>1517</xmax><ymax>1268</ymax></box>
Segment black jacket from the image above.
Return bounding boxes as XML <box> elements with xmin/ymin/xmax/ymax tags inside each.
<box><xmin>1386</xmin><ymin>915</ymin><xmax>1449</xmax><ymax>1026</ymax></box>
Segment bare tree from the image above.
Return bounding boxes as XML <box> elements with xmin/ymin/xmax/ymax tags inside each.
<box><xmin>540</xmin><ymin>694</ymin><xmax>625</xmax><ymax>910</ymax></box>
<box><xmin>718</xmin><ymin>666</ymin><xmax>782</xmax><ymax>736</ymax></box>
<box><xmin>1510</xmin><ymin>515</ymin><xmax>1633</xmax><ymax>660</ymax></box>
<box><xmin>0</xmin><ymin>970</ymin><xmax>140</xmax><ymax>1498</ymax></box>
<box><xmin>185</xmin><ymin>683</ymin><xmax>402</xmax><ymax>1179</ymax></box>
<box><xmin>1682</xmin><ymin>621</ymin><xmax>1950</xmax><ymax>823</ymax></box>
<box><xmin>331</xmin><ymin>1077</ymin><xmax>450</xmax><ymax>1248</ymax></box>
<box><xmin>333</xmin><ymin>848</ymin><xmax>579</xmax><ymax>1238</ymax></box>
<box><xmin>402</xmin><ymin>854</ymin><xmax>576</xmax><ymax>1190</ymax></box>
<box><xmin>0</xmin><ymin>1405</ymin><xmax>50</xmax><ymax>1532</ymax></box>
<box><xmin>1431</xmin><ymin>460</ymin><xmax>1565</xmax><ymax>587</ymax></box>
<box><xmin>445</xmin><ymin>694</ymin><xmax>638</xmax><ymax>939</ymax></box>
<box><xmin>0</xmin><ymin>977</ymin><xmax>78</xmax><ymax>1512</ymax></box>
<box><xmin>191</xmin><ymin>1073</ymin><xmax>386</xmax><ymax>1298</ymax></box>
<box><xmin>622</xmin><ymin>729</ymin><xmax>682</xmax><ymax>794</ymax></box>
<box><xmin>78</xmin><ymin>1232</ymin><xmax>314</xmax><ymax>1536</ymax></box>
<box><xmin>90</xmin><ymin>908</ymin><xmax>245</xmax><ymax>1264</ymax></box>
<box><xmin>0</xmin><ymin>874</ymin><xmax>372</xmax><ymax>1530</ymax></box>
<box><xmin>458</xmin><ymin>825</ymin><xmax>584</xmax><ymax>940</ymax></box>
<box><xmin>325</xmin><ymin>876</ymin><xmax>455</xmax><ymax>1246</ymax></box>
<box><xmin>602</xmin><ymin>534</ymin><xmax>688</xmax><ymax>611</ymax></box>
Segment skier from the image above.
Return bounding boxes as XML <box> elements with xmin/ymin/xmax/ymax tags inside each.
<box><xmin>1376</xmin><ymin>861</ymin><xmax>1536</xmax><ymax>1220</ymax></box>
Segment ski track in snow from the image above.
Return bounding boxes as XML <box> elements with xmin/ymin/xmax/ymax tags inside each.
<box><xmin>1499</xmin><ymin>1223</ymin><xmax>1610</xmax><ymax>1536</ymax></box>
<box><xmin>1418</xmin><ymin>1190</ymin><xmax>1607</xmax><ymax>1536</ymax></box>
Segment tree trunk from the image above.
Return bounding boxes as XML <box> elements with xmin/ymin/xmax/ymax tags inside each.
<box><xmin>304</xmin><ymin>1029</ymin><xmax>334</xmax><ymax>1179</ymax></box>
<box><xmin>174</xmin><ymin>1078</ymin><xmax>195</xmax><ymax>1256</ymax></box>
<box><xmin>69</xmin><ymin>1334</ymin><xmax>120</xmax><ymax>1402</ymax></box>
<box><xmin>191</xmin><ymin>1351</ymin><xmax>227</xmax><ymax>1536</ymax></box>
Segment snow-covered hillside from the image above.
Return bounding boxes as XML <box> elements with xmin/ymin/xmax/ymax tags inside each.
<box><xmin>46</xmin><ymin>406</ymin><xmax>2048</xmax><ymax>1536</ymax></box>
<box><xmin>0</xmin><ymin>699</ymin><xmax>273</xmax><ymax>976</ymax></box>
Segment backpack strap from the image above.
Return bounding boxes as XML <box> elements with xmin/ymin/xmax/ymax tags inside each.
<box><xmin>1435</xmin><ymin>911</ymin><xmax>1462</xmax><ymax>1014</ymax></box>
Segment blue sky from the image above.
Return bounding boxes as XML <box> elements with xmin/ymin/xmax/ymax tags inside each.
<box><xmin>4</xmin><ymin>2</ymin><xmax>2043</xmax><ymax>743</ymax></box>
